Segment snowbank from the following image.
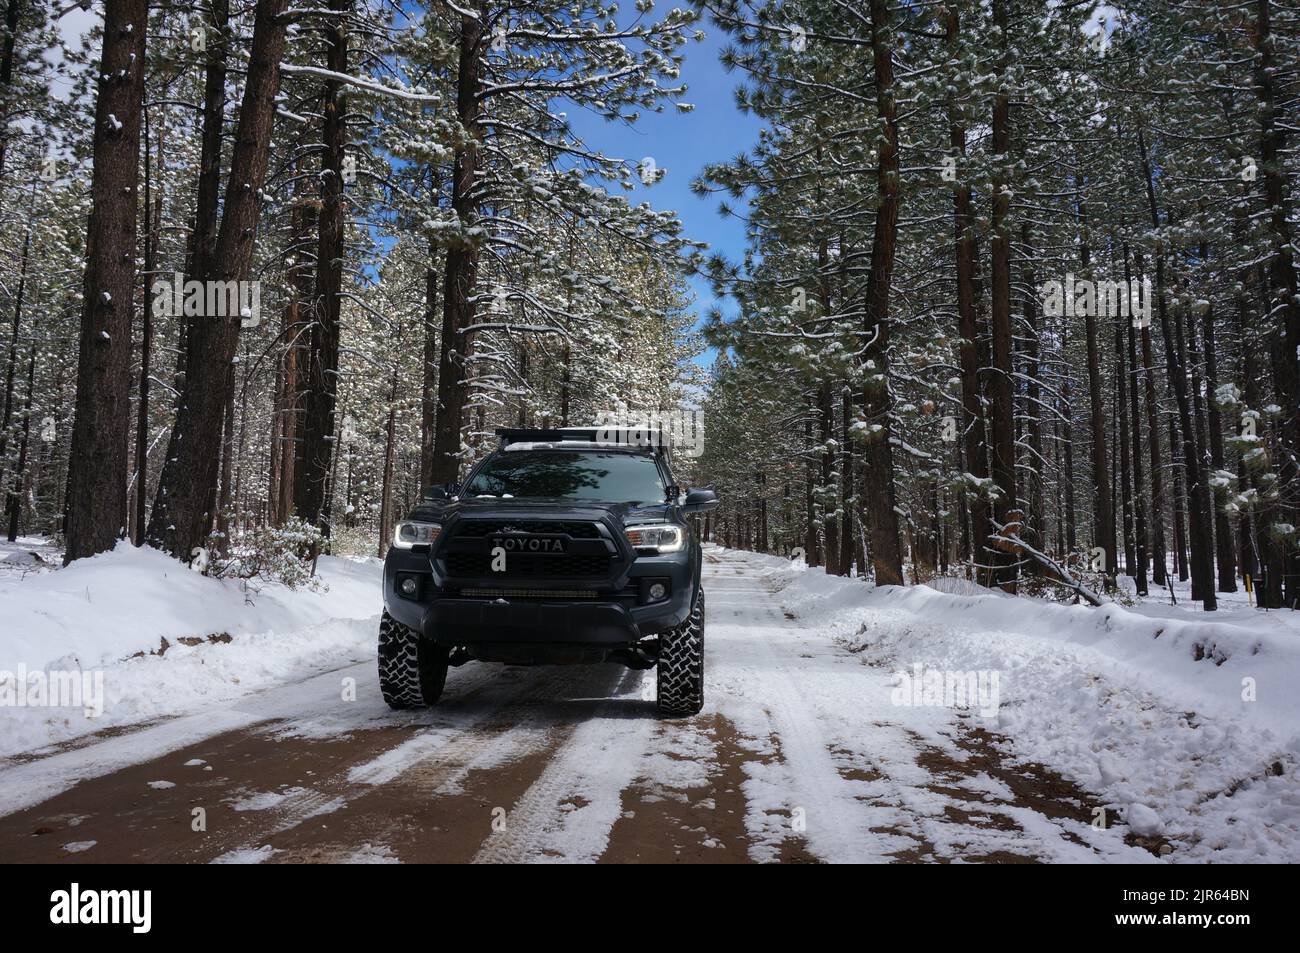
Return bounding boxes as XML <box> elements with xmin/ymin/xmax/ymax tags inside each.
<box><xmin>733</xmin><ymin>549</ymin><xmax>1300</xmax><ymax>863</ymax></box>
<box><xmin>0</xmin><ymin>543</ymin><xmax>382</xmax><ymax>757</ymax></box>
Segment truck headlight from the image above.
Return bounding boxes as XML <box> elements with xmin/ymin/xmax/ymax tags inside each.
<box><xmin>392</xmin><ymin>521</ymin><xmax>441</xmax><ymax>550</ymax></box>
<box><xmin>624</xmin><ymin>523</ymin><xmax>684</xmax><ymax>553</ymax></box>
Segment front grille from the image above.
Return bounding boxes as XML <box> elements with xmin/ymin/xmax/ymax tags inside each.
<box><xmin>452</xmin><ymin>520</ymin><xmax>602</xmax><ymax>539</ymax></box>
<box><xmin>444</xmin><ymin>552</ymin><xmax>616</xmax><ymax>577</ymax></box>
<box><xmin>459</xmin><ymin>587</ymin><xmax>598</xmax><ymax>599</ymax></box>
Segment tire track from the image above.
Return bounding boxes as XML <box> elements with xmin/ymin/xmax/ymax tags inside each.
<box><xmin>471</xmin><ymin>667</ymin><xmax>656</xmax><ymax>863</ymax></box>
<box><xmin>206</xmin><ymin>663</ymin><xmax>619</xmax><ymax>862</ymax></box>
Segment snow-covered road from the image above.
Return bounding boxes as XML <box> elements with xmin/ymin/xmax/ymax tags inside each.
<box><xmin>0</xmin><ymin>547</ymin><xmax>1164</xmax><ymax>863</ymax></box>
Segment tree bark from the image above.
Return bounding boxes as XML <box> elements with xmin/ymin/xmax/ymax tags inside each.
<box><xmin>147</xmin><ymin>0</ymin><xmax>291</xmax><ymax>559</ymax></box>
<box><xmin>1132</xmin><ymin>248</ymin><xmax>1167</xmax><ymax>584</ymax></box>
<box><xmin>859</xmin><ymin>0</ymin><xmax>904</xmax><ymax>587</ymax></box>
<box><xmin>1076</xmin><ymin>185</ymin><xmax>1115</xmax><ymax>585</ymax></box>
<box><xmin>1021</xmin><ymin>224</ymin><xmax>1045</xmax><ymax>550</ymax></box>
<box><xmin>187</xmin><ymin>0</ymin><xmax>229</xmax><ymax>286</ymax></box>
<box><xmin>270</xmin><ymin>179</ymin><xmax>316</xmax><ymax>526</ymax></box>
<box><xmin>987</xmin><ymin>0</ymin><xmax>1017</xmax><ymax>590</ymax></box>
<box><xmin>836</xmin><ymin>386</ymin><xmax>853</xmax><ymax>576</ymax></box>
<box><xmin>0</xmin><ymin>182</ymin><xmax>32</xmax><ymax>495</ymax></box>
<box><xmin>420</xmin><ymin>261</ymin><xmax>439</xmax><ymax>488</ymax></box>
<box><xmin>64</xmin><ymin>0</ymin><xmax>148</xmax><ymax>563</ymax></box>
<box><xmin>1253</xmin><ymin>0</ymin><xmax>1300</xmax><ymax>607</ymax></box>
<box><xmin>0</xmin><ymin>0</ymin><xmax>26</xmax><ymax>197</ymax></box>
<box><xmin>5</xmin><ymin>341</ymin><xmax>33</xmax><ymax>540</ymax></box>
<box><xmin>945</xmin><ymin>7</ymin><xmax>992</xmax><ymax>578</ymax></box>
<box><xmin>134</xmin><ymin>101</ymin><xmax>161</xmax><ymax>545</ymax></box>
<box><xmin>818</xmin><ymin>379</ymin><xmax>838</xmax><ymax>573</ymax></box>
<box><xmin>430</xmin><ymin>6</ymin><xmax>484</xmax><ymax>485</ymax></box>
<box><xmin>296</xmin><ymin>0</ymin><xmax>351</xmax><ymax>532</ymax></box>
<box><xmin>1122</xmin><ymin>245</ymin><xmax>1149</xmax><ymax>595</ymax></box>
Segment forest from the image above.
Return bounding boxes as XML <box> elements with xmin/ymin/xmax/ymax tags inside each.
<box><xmin>0</xmin><ymin>0</ymin><xmax>1297</xmax><ymax>612</ymax></box>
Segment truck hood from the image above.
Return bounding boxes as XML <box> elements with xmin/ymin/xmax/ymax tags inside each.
<box><xmin>405</xmin><ymin>497</ymin><xmax>675</xmax><ymax>527</ymax></box>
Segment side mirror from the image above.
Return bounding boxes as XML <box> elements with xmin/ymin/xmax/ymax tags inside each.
<box><xmin>682</xmin><ymin>487</ymin><xmax>719</xmax><ymax>513</ymax></box>
<box><xmin>421</xmin><ymin>484</ymin><xmax>457</xmax><ymax>501</ymax></box>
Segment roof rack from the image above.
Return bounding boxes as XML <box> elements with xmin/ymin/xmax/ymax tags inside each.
<box><xmin>494</xmin><ymin>426</ymin><xmax>670</xmax><ymax>456</ymax></box>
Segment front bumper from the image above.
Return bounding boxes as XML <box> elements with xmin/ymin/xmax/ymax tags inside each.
<box><xmin>423</xmin><ymin>594</ymin><xmax>688</xmax><ymax>645</ymax></box>
<box><xmin>383</xmin><ymin>547</ymin><xmax>696</xmax><ymax>646</ymax></box>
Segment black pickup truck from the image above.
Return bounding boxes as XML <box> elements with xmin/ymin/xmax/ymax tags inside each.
<box><xmin>379</xmin><ymin>427</ymin><xmax>719</xmax><ymax>717</ymax></box>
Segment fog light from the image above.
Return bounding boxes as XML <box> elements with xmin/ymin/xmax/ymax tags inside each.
<box><xmin>398</xmin><ymin>576</ymin><xmax>420</xmax><ymax>598</ymax></box>
<box><xmin>648</xmin><ymin>582</ymin><xmax>667</xmax><ymax>601</ymax></box>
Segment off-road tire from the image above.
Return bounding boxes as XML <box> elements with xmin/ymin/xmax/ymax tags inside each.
<box><xmin>378</xmin><ymin>610</ymin><xmax>449</xmax><ymax>709</ymax></box>
<box><xmin>656</xmin><ymin>589</ymin><xmax>704</xmax><ymax>717</ymax></box>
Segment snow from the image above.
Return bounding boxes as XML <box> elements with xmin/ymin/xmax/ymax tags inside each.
<box><xmin>0</xmin><ymin>541</ymin><xmax>382</xmax><ymax>757</ymax></box>
<box><xmin>742</xmin><ymin>549</ymin><xmax>1300</xmax><ymax>862</ymax></box>
<box><xmin>226</xmin><ymin>787</ymin><xmax>311</xmax><ymax>812</ymax></box>
<box><xmin>212</xmin><ymin>845</ymin><xmax>279</xmax><ymax>865</ymax></box>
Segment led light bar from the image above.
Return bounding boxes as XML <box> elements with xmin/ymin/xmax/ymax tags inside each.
<box><xmin>459</xmin><ymin>588</ymin><xmax>598</xmax><ymax>599</ymax></box>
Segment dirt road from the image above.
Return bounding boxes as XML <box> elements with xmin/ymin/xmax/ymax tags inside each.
<box><xmin>0</xmin><ymin>549</ymin><xmax>1154</xmax><ymax>863</ymax></box>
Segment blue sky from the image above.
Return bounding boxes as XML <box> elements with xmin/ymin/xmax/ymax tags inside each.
<box><xmin>565</xmin><ymin>21</ymin><xmax>762</xmax><ymax>343</ymax></box>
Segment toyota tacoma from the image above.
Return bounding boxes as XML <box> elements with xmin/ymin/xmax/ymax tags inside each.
<box><xmin>378</xmin><ymin>427</ymin><xmax>719</xmax><ymax>717</ymax></box>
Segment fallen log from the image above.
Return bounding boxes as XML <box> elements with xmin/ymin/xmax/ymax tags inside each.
<box><xmin>988</xmin><ymin>516</ymin><xmax>1109</xmax><ymax>607</ymax></box>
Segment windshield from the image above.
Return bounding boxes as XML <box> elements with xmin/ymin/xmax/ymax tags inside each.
<box><xmin>463</xmin><ymin>451</ymin><xmax>667</xmax><ymax>504</ymax></box>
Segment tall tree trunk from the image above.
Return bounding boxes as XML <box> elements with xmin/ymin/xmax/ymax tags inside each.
<box><xmin>1186</xmin><ymin>283</ymin><xmax>1217</xmax><ymax>587</ymax></box>
<box><xmin>296</xmin><ymin>0</ymin><xmax>351</xmax><ymax>532</ymax></box>
<box><xmin>1062</xmin><ymin>360</ymin><xmax>1078</xmax><ymax>554</ymax></box>
<box><xmin>1162</xmin><ymin>291</ymin><xmax>1217</xmax><ymax>608</ymax></box>
<box><xmin>1253</xmin><ymin>0</ymin><xmax>1300</xmax><ymax>607</ymax></box>
<box><xmin>1122</xmin><ymin>245</ymin><xmax>1149</xmax><ymax>595</ymax></box>
<box><xmin>1021</xmin><ymin>224</ymin><xmax>1045</xmax><ymax>549</ymax></box>
<box><xmin>0</xmin><ymin>183</ymin><xmax>32</xmax><ymax>495</ymax></box>
<box><xmin>64</xmin><ymin>0</ymin><xmax>148</xmax><ymax>563</ymax></box>
<box><xmin>188</xmin><ymin>0</ymin><xmax>229</xmax><ymax>286</ymax></box>
<box><xmin>147</xmin><ymin>0</ymin><xmax>291</xmax><ymax>559</ymax></box>
<box><xmin>0</xmin><ymin>0</ymin><xmax>26</xmax><ymax>199</ymax></box>
<box><xmin>1076</xmin><ymin>184</ymin><xmax>1115</xmax><ymax>585</ymax></box>
<box><xmin>1197</xmin><ymin>273</ymin><xmax>1237</xmax><ymax>592</ymax></box>
<box><xmin>986</xmin><ymin>0</ymin><xmax>1017</xmax><ymax>590</ymax></box>
<box><xmin>135</xmin><ymin>101</ymin><xmax>161</xmax><ymax>545</ymax></box>
<box><xmin>430</xmin><ymin>6</ymin><xmax>484</xmax><ymax>485</ymax></box>
<box><xmin>1133</xmin><ymin>248</ymin><xmax>1167</xmax><ymax>584</ymax></box>
<box><xmin>818</xmin><ymin>379</ymin><xmax>838</xmax><ymax>573</ymax></box>
<box><xmin>804</xmin><ymin>399</ymin><xmax>818</xmax><ymax>566</ymax></box>
<box><xmin>420</xmin><ymin>261</ymin><xmax>439</xmax><ymax>488</ymax></box>
<box><xmin>946</xmin><ymin>7</ymin><xmax>992</xmax><ymax>579</ymax></box>
<box><xmin>1115</xmin><ymin>306</ymin><xmax>1136</xmax><ymax>578</ymax></box>
<box><xmin>270</xmin><ymin>182</ymin><xmax>317</xmax><ymax>526</ymax></box>
<box><xmin>1169</xmin><ymin>414</ymin><xmax>1190</xmax><ymax>582</ymax></box>
<box><xmin>215</xmin><ymin>391</ymin><xmax>235</xmax><ymax>553</ymax></box>
<box><xmin>5</xmin><ymin>341</ymin><xmax>33</xmax><ymax>540</ymax></box>
<box><xmin>859</xmin><ymin>0</ymin><xmax>904</xmax><ymax>587</ymax></box>
<box><xmin>377</xmin><ymin>373</ymin><xmax>399</xmax><ymax>558</ymax></box>
<box><xmin>836</xmin><ymin>386</ymin><xmax>853</xmax><ymax>576</ymax></box>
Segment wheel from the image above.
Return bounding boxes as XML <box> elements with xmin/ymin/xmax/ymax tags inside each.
<box><xmin>656</xmin><ymin>588</ymin><xmax>704</xmax><ymax>717</ymax></box>
<box><xmin>377</xmin><ymin>610</ymin><xmax>449</xmax><ymax>709</ymax></box>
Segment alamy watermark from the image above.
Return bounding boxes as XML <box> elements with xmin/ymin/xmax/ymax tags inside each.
<box><xmin>1040</xmin><ymin>274</ymin><xmax>1153</xmax><ymax>328</ymax></box>
<box><xmin>0</xmin><ymin>665</ymin><xmax>104</xmax><ymax>719</ymax></box>
<box><xmin>595</xmin><ymin>409</ymin><xmax>705</xmax><ymax>458</ymax></box>
<box><xmin>152</xmin><ymin>272</ymin><xmax>262</xmax><ymax>328</ymax></box>
<box><xmin>890</xmin><ymin>663</ymin><xmax>1001</xmax><ymax>718</ymax></box>
<box><xmin>50</xmin><ymin>883</ymin><xmax>151</xmax><ymax>933</ymax></box>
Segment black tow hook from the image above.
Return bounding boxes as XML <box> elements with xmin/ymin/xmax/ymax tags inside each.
<box><xmin>609</xmin><ymin>639</ymin><xmax>659</xmax><ymax>670</ymax></box>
